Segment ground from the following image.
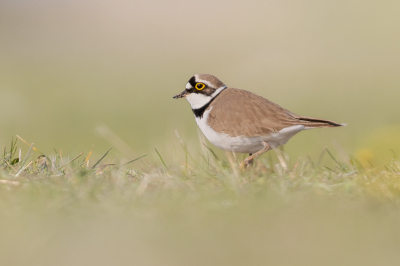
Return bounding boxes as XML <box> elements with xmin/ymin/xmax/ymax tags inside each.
<box><xmin>1</xmin><ymin>138</ymin><xmax>400</xmax><ymax>266</ymax></box>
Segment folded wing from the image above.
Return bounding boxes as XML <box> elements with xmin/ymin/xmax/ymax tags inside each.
<box><xmin>207</xmin><ymin>88</ymin><xmax>344</xmax><ymax>138</ymax></box>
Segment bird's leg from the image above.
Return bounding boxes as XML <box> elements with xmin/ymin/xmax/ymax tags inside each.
<box><xmin>247</xmin><ymin>153</ymin><xmax>253</xmax><ymax>166</ymax></box>
<box><xmin>241</xmin><ymin>142</ymin><xmax>271</xmax><ymax>169</ymax></box>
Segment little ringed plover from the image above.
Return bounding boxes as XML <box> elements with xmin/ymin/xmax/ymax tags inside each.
<box><xmin>173</xmin><ymin>74</ymin><xmax>345</xmax><ymax>167</ymax></box>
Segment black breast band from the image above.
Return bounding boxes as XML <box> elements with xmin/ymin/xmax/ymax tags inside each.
<box><xmin>191</xmin><ymin>88</ymin><xmax>226</xmax><ymax>119</ymax></box>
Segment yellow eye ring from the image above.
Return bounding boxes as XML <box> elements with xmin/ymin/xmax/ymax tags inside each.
<box><xmin>195</xmin><ymin>83</ymin><xmax>206</xmax><ymax>90</ymax></box>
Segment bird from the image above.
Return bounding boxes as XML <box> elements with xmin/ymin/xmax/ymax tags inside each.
<box><xmin>173</xmin><ymin>74</ymin><xmax>345</xmax><ymax>167</ymax></box>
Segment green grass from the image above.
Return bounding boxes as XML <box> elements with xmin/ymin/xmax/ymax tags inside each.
<box><xmin>1</xmin><ymin>137</ymin><xmax>400</xmax><ymax>266</ymax></box>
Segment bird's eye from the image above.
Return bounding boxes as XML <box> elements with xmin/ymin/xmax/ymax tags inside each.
<box><xmin>195</xmin><ymin>83</ymin><xmax>206</xmax><ymax>90</ymax></box>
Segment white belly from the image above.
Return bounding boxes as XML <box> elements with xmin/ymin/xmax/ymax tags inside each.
<box><xmin>195</xmin><ymin>108</ymin><xmax>306</xmax><ymax>154</ymax></box>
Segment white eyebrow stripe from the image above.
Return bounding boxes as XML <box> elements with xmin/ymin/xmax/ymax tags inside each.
<box><xmin>195</xmin><ymin>78</ymin><xmax>213</xmax><ymax>88</ymax></box>
<box><xmin>211</xmin><ymin>86</ymin><xmax>227</xmax><ymax>97</ymax></box>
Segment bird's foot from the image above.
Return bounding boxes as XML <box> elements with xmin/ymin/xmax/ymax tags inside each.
<box><xmin>240</xmin><ymin>142</ymin><xmax>270</xmax><ymax>170</ymax></box>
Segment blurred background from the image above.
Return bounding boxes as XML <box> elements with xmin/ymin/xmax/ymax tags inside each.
<box><xmin>2</xmin><ymin>2</ymin><xmax>400</xmax><ymax>266</ymax></box>
<box><xmin>1</xmin><ymin>0</ymin><xmax>400</xmax><ymax>164</ymax></box>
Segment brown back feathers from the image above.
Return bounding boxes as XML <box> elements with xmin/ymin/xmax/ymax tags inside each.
<box><xmin>206</xmin><ymin>88</ymin><xmax>343</xmax><ymax>138</ymax></box>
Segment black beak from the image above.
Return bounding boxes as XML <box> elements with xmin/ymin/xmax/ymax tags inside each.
<box><xmin>173</xmin><ymin>90</ymin><xmax>188</xmax><ymax>99</ymax></box>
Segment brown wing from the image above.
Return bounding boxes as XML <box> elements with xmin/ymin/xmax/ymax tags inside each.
<box><xmin>206</xmin><ymin>88</ymin><xmax>343</xmax><ymax>137</ymax></box>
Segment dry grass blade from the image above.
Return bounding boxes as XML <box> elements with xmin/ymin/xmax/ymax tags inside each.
<box><xmin>17</xmin><ymin>143</ymin><xmax>34</xmax><ymax>173</ymax></box>
<box><xmin>85</xmin><ymin>145</ymin><xmax>94</xmax><ymax>164</ymax></box>
<box><xmin>94</xmin><ymin>164</ymin><xmax>116</xmax><ymax>173</ymax></box>
<box><xmin>16</xmin><ymin>135</ymin><xmax>43</xmax><ymax>154</ymax></box>
<box><xmin>57</xmin><ymin>151</ymin><xmax>84</xmax><ymax>170</ymax></box>
<box><xmin>226</xmin><ymin>152</ymin><xmax>239</xmax><ymax>178</ymax></box>
<box><xmin>0</xmin><ymin>180</ymin><xmax>20</xmax><ymax>186</ymax></box>
<box><xmin>274</xmin><ymin>148</ymin><xmax>288</xmax><ymax>172</ymax></box>
<box><xmin>16</xmin><ymin>161</ymin><xmax>33</xmax><ymax>177</ymax></box>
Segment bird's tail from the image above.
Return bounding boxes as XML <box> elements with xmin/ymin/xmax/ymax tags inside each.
<box><xmin>295</xmin><ymin>115</ymin><xmax>346</xmax><ymax>128</ymax></box>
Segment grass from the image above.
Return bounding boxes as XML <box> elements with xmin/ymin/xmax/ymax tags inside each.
<box><xmin>1</xmin><ymin>136</ymin><xmax>400</xmax><ymax>266</ymax></box>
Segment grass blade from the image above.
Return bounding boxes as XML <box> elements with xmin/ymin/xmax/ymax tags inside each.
<box><xmin>91</xmin><ymin>148</ymin><xmax>112</xmax><ymax>169</ymax></box>
<box><xmin>155</xmin><ymin>148</ymin><xmax>168</xmax><ymax>171</ymax></box>
<box><xmin>203</xmin><ymin>143</ymin><xmax>219</xmax><ymax>160</ymax></box>
<box><xmin>85</xmin><ymin>145</ymin><xmax>94</xmax><ymax>164</ymax></box>
<box><xmin>16</xmin><ymin>161</ymin><xmax>33</xmax><ymax>177</ymax></box>
<box><xmin>16</xmin><ymin>135</ymin><xmax>43</xmax><ymax>154</ymax></box>
<box><xmin>17</xmin><ymin>143</ymin><xmax>34</xmax><ymax>173</ymax></box>
<box><xmin>326</xmin><ymin>148</ymin><xmax>347</xmax><ymax>172</ymax></box>
<box><xmin>57</xmin><ymin>151</ymin><xmax>84</xmax><ymax>170</ymax></box>
<box><xmin>120</xmin><ymin>155</ymin><xmax>147</xmax><ymax>167</ymax></box>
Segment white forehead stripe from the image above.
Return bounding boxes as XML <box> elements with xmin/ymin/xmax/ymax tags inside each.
<box><xmin>186</xmin><ymin>82</ymin><xmax>192</xmax><ymax>90</ymax></box>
